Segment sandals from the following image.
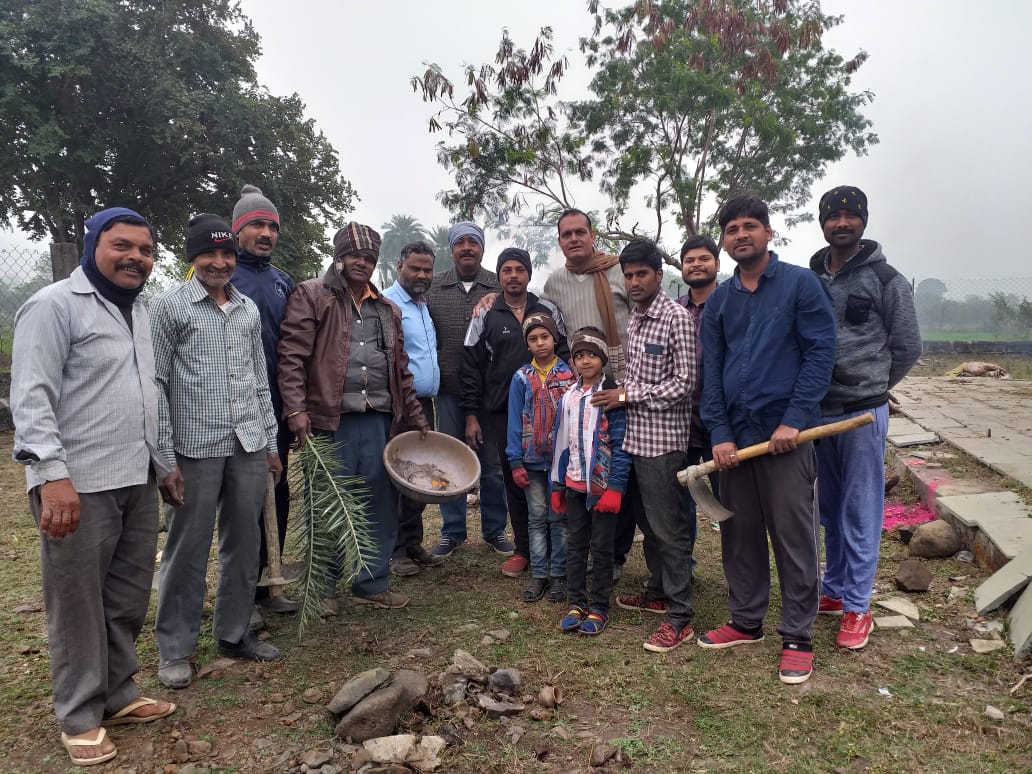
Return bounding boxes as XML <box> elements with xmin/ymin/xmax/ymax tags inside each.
<box><xmin>61</xmin><ymin>727</ymin><xmax>117</xmax><ymax>767</ymax></box>
<box><xmin>559</xmin><ymin>606</ymin><xmax>586</xmax><ymax>632</ymax></box>
<box><xmin>578</xmin><ymin>612</ymin><xmax>608</xmax><ymax>636</ymax></box>
<box><xmin>103</xmin><ymin>696</ymin><xmax>177</xmax><ymax>726</ymax></box>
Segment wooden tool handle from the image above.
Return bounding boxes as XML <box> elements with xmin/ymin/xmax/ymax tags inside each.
<box><xmin>262</xmin><ymin>473</ymin><xmax>283</xmax><ymax>595</ymax></box>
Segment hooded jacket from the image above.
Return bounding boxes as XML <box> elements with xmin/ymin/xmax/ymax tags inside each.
<box><xmin>809</xmin><ymin>240</ymin><xmax>921</xmax><ymax>415</ymax></box>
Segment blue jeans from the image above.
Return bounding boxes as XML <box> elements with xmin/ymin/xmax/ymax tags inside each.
<box><xmin>435</xmin><ymin>392</ymin><xmax>509</xmax><ymax>542</ymax></box>
<box><xmin>526</xmin><ymin>469</ymin><xmax>565</xmax><ymax>578</ymax></box>
<box><xmin>816</xmin><ymin>404</ymin><xmax>890</xmax><ymax>613</ymax></box>
<box><xmin>316</xmin><ymin>412</ymin><xmax>396</xmax><ymax>597</ymax></box>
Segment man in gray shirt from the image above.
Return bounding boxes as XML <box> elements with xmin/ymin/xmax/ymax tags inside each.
<box><xmin>152</xmin><ymin>214</ymin><xmax>283</xmax><ymax>690</ymax></box>
<box><xmin>11</xmin><ymin>208</ymin><xmax>177</xmax><ymax>766</ymax></box>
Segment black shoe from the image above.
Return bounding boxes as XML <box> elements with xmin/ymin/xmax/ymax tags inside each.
<box><xmin>522</xmin><ymin>577</ymin><xmax>550</xmax><ymax>603</ymax></box>
<box><xmin>257</xmin><ymin>594</ymin><xmax>299</xmax><ymax>614</ymax></box>
<box><xmin>548</xmin><ymin>577</ymin><xmax>568</xmax><ymax>603</ymax></box>
<box><xmin>218</xmin><ymin>631</ymin><xmax>282</xmax><ymax>662</ymax></box>
<box><xmin>410</xmin><ymin>545</ymin><xmax>445</xmax><ymax>567</ymax></box>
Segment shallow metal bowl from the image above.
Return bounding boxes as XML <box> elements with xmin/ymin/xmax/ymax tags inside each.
<box><xmin>383</xmin><ymin>430</ymin><xmax>481</xmax><ymax>505</ymax></box>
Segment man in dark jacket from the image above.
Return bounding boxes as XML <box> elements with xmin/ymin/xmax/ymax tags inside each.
<box><xmin>278</xmin><ymin>222</ymin><xmax>428</xmax><ymax>615</ymax></box>
<box><xmin>462</xmin><ymin>247</ymin><xmax>568</xmax><ymax>575</ymax></box>
<box><xmin>229</xmin><ymin>184</ymin><xmax>297</xmax><ymax>618</ymax></box>
<box><xmin>809</xmin><ymin>186</ymin><xmax>921</xmax><ymax>651</ymax></box>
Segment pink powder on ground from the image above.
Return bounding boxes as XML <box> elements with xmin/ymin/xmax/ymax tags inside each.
<box><xmin>883</xmin><ymin>502</ymin><xmax>936</xmax><ymax>531</ymax></box>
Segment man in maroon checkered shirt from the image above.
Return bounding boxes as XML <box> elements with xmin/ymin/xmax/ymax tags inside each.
<box><xmin>593</xmin><ymin>238</ymin><xmax>698</xmax><ymax>653</ymax></box>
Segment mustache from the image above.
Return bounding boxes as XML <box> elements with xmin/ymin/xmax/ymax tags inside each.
<box><xmin>458</xmin><ymin>251</ymin><xmax>478</xmax><ymax>259</ymax></box>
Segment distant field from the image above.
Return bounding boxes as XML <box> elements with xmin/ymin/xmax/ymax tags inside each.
<box><xmin>920</xmin><ymin>329</ymin><xmax>1005</xmax><ymax>342</ymax></box>
<box><xmin>911</xmin><ymin>352</ymin><xmax>1032</xmax><ymax>379</ymax></box>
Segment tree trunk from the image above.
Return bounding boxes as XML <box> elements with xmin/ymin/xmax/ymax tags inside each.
<box><xmin>49</xmin><ymin>243</ymin><xmax>78</xmax><ymax>282</ymax></box>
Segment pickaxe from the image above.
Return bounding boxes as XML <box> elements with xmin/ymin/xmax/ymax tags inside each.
<box><xmin>676</xmin><ymin>413</ymin><xmax>876</xmax><ymax>521</ymax></box>
<box><xmin>256</xmin><ymin>473</ymin><xmax>294</xmax><ymax>593</ymax></box>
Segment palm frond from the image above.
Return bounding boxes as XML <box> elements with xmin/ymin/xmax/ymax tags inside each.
<box><xmin>287</xmin><ymin>434</ymin><xmax>376</xmax><ymax>639</ymax></box>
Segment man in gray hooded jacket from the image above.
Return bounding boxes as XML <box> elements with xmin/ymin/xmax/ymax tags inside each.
<box><xmin>808</xmin><ymin>186</ymin><xmax>921</xmax><ymax>652</ymax></box>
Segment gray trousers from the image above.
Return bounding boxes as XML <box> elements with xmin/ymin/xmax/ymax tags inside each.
<box><xmin>156</xmin><ymin>444</ymin><xmax>266</xmax><ymax>660</ymax></box>
<box><xmin>717</xmin><ymin>443</ymin><xmax>820</xmax><ymax>646</ymax></box>
<box><xmin>633</xmin><ymin>452</ymin><xmax>696</xmax><ymax>629</ymax></box>
<box><xmin>31</xmin><ymin>477</ymin><xmax>159</xmax><ymax>735</ymax></box>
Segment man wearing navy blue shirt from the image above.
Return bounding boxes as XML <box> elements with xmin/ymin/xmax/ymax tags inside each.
<box><xmin>382</xmin><ymin>243</ymin><xmax>446</xmax><ymax>576</ymax></box>
<box><xmin>229</xmin><ymin>185</ymin><xmax>296</xmax><ymax>617</ymax></box>
<box><xmin>698</xmin><ymin>194</ymin><xmax>836</xmax><ymax>686</ymax></box>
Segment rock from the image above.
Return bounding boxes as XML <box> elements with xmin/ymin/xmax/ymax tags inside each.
<box><xmin>479</xmin><ymin>636</ymin><xmax>495</xmax><ymax>646</ymax></box>
<box><xmin>488</xmin><ymin>668</ymin><xmax>521</xmax><ymax>696</ymax></box>
<box><xmin>874</xmin><ymin>614</ymin><xmax>914</xmax><ymax>629</ymax></box>
<box><xmin>589</xmin><ymin>744</ymin><xmax>618</xmax><ymax>767</ymax></box>
<box><xmin>363</xmin><ymin>734</ymin><xmax>416</xmax><ymax>763</ymax></box>
<box><xmin>302</xmin><ymin>687</ymin><xmax>323</xmax><ymax>704</ymax></box>
<box><xmin>363</xmin><ymin>766</ymin><xmax>411</xmax><ymax>774</ymax></box>
<box><xmin>408</xmin><ymin>736</ymin><xmax>447</xmax><ymax>771</ymax></box>
<box><xmin>320</xmin><ymin>766</ymin><xmax>343</xmax><ymax>774</ymax></box>
<box><xmin>485</xmin><ymin>629</ymin><xmax>510</xmax><ymax>641</ymax></box>
<box><xmin>897</xmin><ymin>523</ymin><xmax>917</xmax><ymax>545</ymax></box>
<box><xmin>328</xmin><ymin>667</ymin><xmax>391</xmax><ymax>715</ymax></box>
<box><xmin>302</xmin><ymin>749</ymin><xmax>334</xmax><ymax>768</ymax></box>
<box><xmin>187</xmin><ymin>740</ymin><xmax>212</xmax><ymax>758</ymax></box>
<box><xmin>172</xmin><ymin>739</ymin><xmax>190</xmax><ymax>764</ymax></box>
<box><xmin>138</xmin><ymin>741</ymin><xmax>155</xmax><ymax>760</ymax></box>
<box><xmin>438</xmin><ymin>671</ymin><xmax>468</xmax><ymax>706</ymax></box>
<box><xmin>984</xmin><ymin>705</ymin><xmax>1005</xmax><ymax>721</ymax></box>
<box><xmin>507</xmin><ymin>724</ymin><xmax>526</xmax><ymax>744</ymax></box>
<box><xmin>457</xmin><ymin>623</ymin><xmax>480</xmax><ymax>632</ymax></box>
<box><xmin>529</xmin><ymin>707</ymin><xmax>552</xmax><ymax>721</ymax></box>
<box><xmin>895</xmin><ymin>559</ymin><xmax>932</xmax><ymax>592</ymax></box>
<box><xmin>196</xmin><ymin>657</ymin><xmax>236</xmax><ymax>679</ymax></box>
<box><xmin>280</xmin><ymin>710</ymin><xmax>303</xmax><ymax>725</ymax></box>
<box><xmin>392</xmin><ymin>670</ymin><xmax>430</xmax><ymax>702</ymax></box>
<box><xmin>508</xmin><ymin>611</ymin><xmax>519</xmax><ymax>620</ymax></box>
<box><xmin>452</xmin><ymin>650</ymin><xmax>489</xmax><ymax>682</ymax></box>
<box><xmin>12</xmin><ymin>603</ymin><xmax>43</xmax><ymax>614</ymax></box>
<box><xmin>908</xmin><ymin>520</ymin><xmax>961</xmax><ymax>559</ymax></box>
<box><xmin>476</xmin><ymin>694</ymin><xmax>525</xmax><ymax>718</ymax></box>
<box><xmin>874</xmin><ymin>597</ymin><xmax>920</xmax><ymax>621</ymax></box>
<box><xmin>177</xmin><ymin>765</ymin><xmax>204</xmax><ymax>774</ymax></box>
<box><xmin>335</xmin><ymin>672</ymin><xmax>427</xmax><ymax>743</ymax></box>
<box><xmin>405</xmin><ymin>648</ymin><xmax>431</xmax><ymax>658</ymax></box>
<box><xmin>970</xmin><ymin>639</ymin><xmax>1007</xmax><ymax>654</ymax></box>
<box><xmin>253</xmin><ymin>738</ymin><xmax>275</xmax><ymax>751</ymax></box>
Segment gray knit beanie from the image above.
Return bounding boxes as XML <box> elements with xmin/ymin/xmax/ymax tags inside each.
<box><xmin>231</xmin><ymin>184</ymin><xmax>280</xmax><ymax>234</ymax></box>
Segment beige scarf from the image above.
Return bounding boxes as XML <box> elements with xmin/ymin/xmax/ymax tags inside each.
<box><xmin>566</xmin><ymin>249</ymin><xmax>626</xmax><ymax>380</ymax></box>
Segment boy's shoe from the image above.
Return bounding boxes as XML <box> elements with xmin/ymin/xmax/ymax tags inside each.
<box><xmin>410</xmin><ymin>546</ymin><xmax>445</xmax><ymax>567</ymax></box>
<box><xmin>836</xmin><ymin>611</ymin><xmax>873</xmax><ymax>650</ymax></box>
<box><xmin>643</xmin><ymin>621</ymin><xmax>694</xmax><ymax>653</ymax></box>
<box><xmin>818</xmin><ymin>595</ymin><xmax>844</xmax><ymax>616</ymax></box>
<box><xmin>616</xmin><ymin>594</ymin><xmax>669</xmax><ymax>614</ymax></box>
<box><xmin>779</xmin><ymin>644</ymin><xmax>814</xmax><ymax>684</ymax></box>
<box><xmin>522</xmin><ymin>577</ymin><xmax>550</xmax><ymax>603</ymax></box>
<box><xmin>485</xmin><ymin>535</ymin><xmax>516</xmax><ymax>556</ymax></box>
<box><xmin>548</xmin><ymin>577</ymin><xmax>568</xmax><ymax>603</ymax></box>
<box><xmin>559</xmin><ymin>606</ymin><xmax>586</xmax><ymax>632</ymax></box>
<box><xmin>354</xmin><ymin>590</ymin><xmax>410</xmax><ymax>609</ymax></box>
<box><xmin>431</xmin><ymin>537</ymin><xmax>462</xmax><ymax>558</ymax></box>
<box><xmin>578</xmin><ymin>612</ymin><xmax>608</xmax><ymax>636</ymax></box>
<box><xmin>501</xmin><ymin>554</ymin><xmax>529</xmax><ymax>577</ymax></box>
<box><xmin>697</xmin><ymin>622</ymin><xmax>764</xmax><ymax>649</ymax></box>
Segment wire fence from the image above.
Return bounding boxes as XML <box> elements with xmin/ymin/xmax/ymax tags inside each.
<box><xmin>914</xmin><ymin>277</ymin><xmax>1032</xmax><ymax>341</ymax></box>
<box><xmin>0</xmin><ymin>247</ymin><xmax>52</xmax><ymax>355</ymax></box>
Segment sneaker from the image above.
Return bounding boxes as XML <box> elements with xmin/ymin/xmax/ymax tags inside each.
<box><xmin>522</xmin><ymin>577</ymin><xmax>550</xmax><ymax>603</ymax></box>
<box><xmin>559</xmin><ymin>606</ymin><xmax>586</xmax><ymax>632</ymax></box>
<box><xmin>410</xmin><ymin>545</ymin><xmax>445</xmax><ymax>567</ymax></box>
<box><xmin>818</xmin><ymin>595</ymin><xmax>844</xmax><ymax>616</ymax></box>
<box><xmin>432</xmin><ymin>537</ymin><xmax>462</xmax><ymax>558</ymax></box>
<box><xmin>218</xmin><ymin>632</ymin><xmax>282</xmax><ymax>662</ymax></box>
<box><xmin>779</xmin><ymin>644</ymin><xmax>813</xmax><ymax>684</ymax></box>
<box><xmin>485</xmin><ymin>535</ymin><xmax>516</xmax><ymax>556</ymax></box>
<box><xmin>697</xmin><ymin>622</ymin><xmax>764</xmax><ymax>649</ymax></box>
<box><xmin>578</xmin><ymin>612</ymin><xmax>608</xmax><ymax>636</ymax></box>
<box><xmin>354</xmin><ymin>590</ymin><xmax>410</xmax><ymax>609</ymax></box>
<box><xmin>616</xmin><ymin>594</ymin><xmax>669</xmax><ymax>614</ymax></box>
<box><xmin>390</xmin><ymin>556</ymin><xmax>420</xmax><ymax>577</ymax></box>
<box><xmin>643</xmin><ymin>621</ymin><xmax>694</xmax><ymax>653</ymax></box>
<box><xmin>501</xmin><ymin>554</ymin><xmax>529</xmax><ymax>577</ymax></box>
<box><xmin>548</xmin><ymin>577</ymin><xmax>568</xmax><ymax>603</ymax></box>
<box><xmin>836</xmin><ymin>611</ymin><xmax>873</xmax><ymax>650</ymax></box>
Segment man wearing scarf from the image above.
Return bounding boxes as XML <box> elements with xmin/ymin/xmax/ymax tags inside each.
<box><xmin>229</xmin><ymin>185</ymin><xmax>298</xmax><ymax>620</ymax></box>
<box><xmin>11</xmin><ymin>208</ymin><xmax>177</xmax><ymax>766</ymax></box>
<box><xmin>278</xmin><ymin>222</ymin><xmax>428</xmax><ymax>615</ymax></box>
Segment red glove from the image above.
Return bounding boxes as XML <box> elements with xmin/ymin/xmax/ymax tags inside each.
<box><xmin>595</xmin><ymin>489</ymin><xmax>623</xmax><ymax>514</ymax></box>
<box><xmin>512</xmin><ymin>467</ymin><xmax>530</xmax><ymax>489</ymax></box>
<box><xmin>550</xmin><ymin>490</ymin><xmax>567</xmax><ymax>514</ymax></box>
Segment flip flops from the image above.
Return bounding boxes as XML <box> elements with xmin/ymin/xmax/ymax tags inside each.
<box><xmin>103</xmin><ymin>696</ymin><xmax>177</xmax><ymax>726</ymax></box>
<box><xmin>61</xmin><ymin>727</ymin><xmax>117</xmax><ymax>767</ymax></box>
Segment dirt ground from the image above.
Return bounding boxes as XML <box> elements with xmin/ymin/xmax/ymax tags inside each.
<box><xmin>0</xmin><ymin>431</ymin><xmax>1030</xmax><ymax>774</ymax></box>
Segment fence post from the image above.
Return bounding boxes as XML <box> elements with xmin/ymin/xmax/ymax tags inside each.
<box><xmin>49</xmin><ymin>242</ymin><xmax>78</xmax><ymax>282</ymax></box>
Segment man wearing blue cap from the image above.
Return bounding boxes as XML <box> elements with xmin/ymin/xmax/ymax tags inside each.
<box><xmin>425</xmin><ymin>223</ymin><xmax>517</xmax><ymax>565</ymax></box>
<box><xmin>11</xmin><ymin>208</ymin><xmax>177</xmax><ymax>766</ymax></box>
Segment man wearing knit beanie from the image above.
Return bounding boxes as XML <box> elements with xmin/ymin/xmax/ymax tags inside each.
<box><xmin>228</xmin><ymin>185</ymin><xmax>297</xmax><ymax>623</ymax></box>
<box><xmin>809</xmin><ymin>186</ymin><xmax>920</xmax><ymax>651</ymax></box>
<box><xmin>152</xmin><ymin>213</ymin><xmax>284</xmax><ymax>690</ymax></box>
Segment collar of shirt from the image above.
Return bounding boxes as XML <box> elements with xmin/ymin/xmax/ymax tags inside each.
<box><xmin>532</xmin><ymin>356</ymin><xmax>558</xmax><ymax>382</ymax></box>
<box><xmin>384</xmin><ymin>283</ymin><xmax>424</xmax><ymax>305</ymax></box>
<box><xmin>731</xmin><ymin>251</ymin><xmax>781</xmax><ymax>291</ymax></box>
<box><xmin>440</xmin><ymin>267</ymin><xmax>494</xmax><ymax>288</ymax></box>
<box><xmin>186</xmin><ymin>274</ymin><xmax>242</xmax><ymax>306</ymax></box>
<box><xmin>632</xmin><ymin>287</ymin><xmax>671</xmax><ymax>321</ymax></box>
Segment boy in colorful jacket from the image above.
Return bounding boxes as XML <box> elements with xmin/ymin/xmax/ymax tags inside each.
<box><xmin>506</xmin><ymin>313</ymin><xmax>575</xmax><ymax>603</ymax></box>
<box><xmin>550</xmin><ymin>327</ymin><xmax>631</xmax><ymax>635</ymax></box>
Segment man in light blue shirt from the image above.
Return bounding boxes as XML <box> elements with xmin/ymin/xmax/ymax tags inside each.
<box><xmin>382</xmin><ymin>242</ymin><xmax>445</xmax><ymax>575</ymax></box>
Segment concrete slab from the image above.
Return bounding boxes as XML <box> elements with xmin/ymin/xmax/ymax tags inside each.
<box><xmin>1008</xmin><ymin>581</ymin><xmax>1032</xmax><ymax>659</ymax></box>
<box><xmin>935</xmin><ymin>491</ymin><xmax>1032</xmax><ymax>560</ymax></box>
<box><xmin>970</xmin><ymin>639</ymin><xmax>1007</xmax><ymax>654</ymax></box>
<box><xmin>889</xmin><ymin>432</ymin><xmax>940</xmax><ymax>447</ymax></box>
<box><xmin>975</xmin><ymin>546</ymin><xmax>1032</xmax><ymax>614</ymax></box>
<box><xmin>888</xmin><ymin>417</ymin><xmax>926</xmax><ymax>436</ymax></box>
<box><xmin>874</xmin><ymin>614</ymin><xmax>914</xmax><ymax>629</ymax></box>
<box><xmin>874</xmin><ymin>597</ymin><xmax>920</xmax><ymax>620</ymax></box>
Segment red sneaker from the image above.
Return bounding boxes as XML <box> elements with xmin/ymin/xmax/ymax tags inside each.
<box><xmin>836</xmin><ymin>611</ymin><xmax>873</xmax><ymax>650</ymax></box>
<box><xmin>779</xmin><ymin>644</ymin><xmax>813</xmax><ymax>684</ymax></box>
<box><xmin>818</xmin><ymin>596</ymin><xmax>844</xmax><ymax>616</ymax></box>
<box><xmin>615</xmin><ymin>594</ymin><xmax>669</xmax><ymax>614</ymax></box>
<box><xmin>697</xmin><ymin>622</ymin><xmax>764</xmax><ymax>649</ymax></box>
<box><xmin>501</xmin><ymin>554</ymin><xmax>529</xmax><ymax>577</ymax></box>
<box><xmin>643</xmin><ymin>621</ymin><xmax>694</xmax><ymax>653</ymax></box>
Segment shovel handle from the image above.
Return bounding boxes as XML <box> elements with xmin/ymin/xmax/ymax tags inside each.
<box><xmin>262</xmin><ymin>473</ymin><xmax>283</xmax><ymax>597</ymax></box>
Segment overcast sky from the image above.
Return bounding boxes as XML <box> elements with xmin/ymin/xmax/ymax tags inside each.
<box><xmin>5</xmin><ymin>0</ymin><xmax>1030</xmax><ymax>284</ymax></box>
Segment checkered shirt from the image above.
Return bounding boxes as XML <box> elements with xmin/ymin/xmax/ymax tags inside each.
<box><xmin>622</xmin><ymin>288</ymin><xmax>697</xmax><ymax>457</ymax></box>
<box><xmin>151</xmin><ymin>276</ymin><xmax>278</xmax><ymax>469</ymax></box>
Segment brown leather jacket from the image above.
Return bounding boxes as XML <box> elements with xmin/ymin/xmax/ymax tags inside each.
<box><xmin>277</xmin><ymin>266</ymin><xmax>427</xmax><ymax>436</ymax></box>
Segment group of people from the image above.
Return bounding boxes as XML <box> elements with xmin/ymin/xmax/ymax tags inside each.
<box><xmin>10</xmin><ymin>183</ymin><xmax>919</xmax><ymax>766</ymax></box>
